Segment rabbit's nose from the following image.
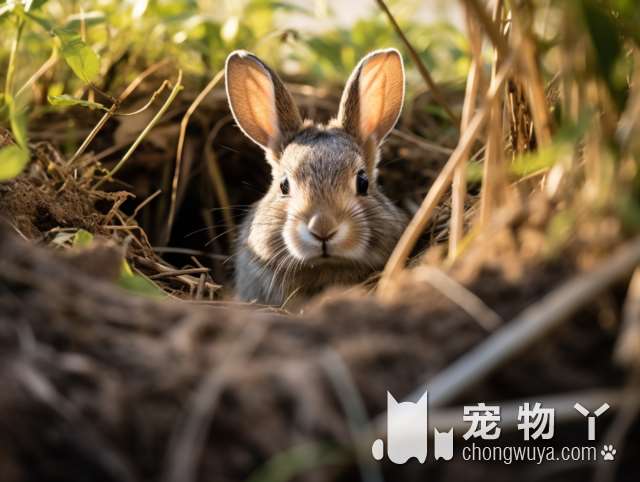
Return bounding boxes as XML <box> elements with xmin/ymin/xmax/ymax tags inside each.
<box><xmin>307</xmin><ymin>213</ymin><xmax>338</xmax><ymax>242</ymax></box>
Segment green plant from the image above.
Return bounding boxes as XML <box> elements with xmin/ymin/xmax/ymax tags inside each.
<box><xmin>0</xmin><ymin>0</ymin><xmax>103</xmax><ymax>180</ymax></box>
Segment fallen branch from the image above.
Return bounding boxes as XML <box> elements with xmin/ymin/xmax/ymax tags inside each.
<box><xmin>408</xmin><ymin>235</ymin><xmax>640</xmax><ymax>408</ymax></box>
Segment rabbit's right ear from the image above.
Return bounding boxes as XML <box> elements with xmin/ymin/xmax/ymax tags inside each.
<box><xmin>337</xmin><ymin>49</ymin><xmax>404</xmax><ymax>148</ymax></box>
<box><xmin>225</xmin><ymin>51</ymin><xmax>302</xmax><ymax>157</ymax></box>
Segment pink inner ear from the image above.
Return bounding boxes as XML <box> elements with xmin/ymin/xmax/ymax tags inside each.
<box><xmin>245</xmin><ymin>64</ymin><xmax>278</xmax><ymax>141</ymax></box>
<box><xmin>228</xmin><ymin>58</ymin><xmax>279</xmax><ymax>147</ymax></box>
<box><xmin>357</xmin><ymin>52</ymin><xmax>403</xmax><ymax>143</ymax></box>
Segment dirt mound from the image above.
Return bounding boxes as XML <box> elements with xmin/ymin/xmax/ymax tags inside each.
<box><xmin>0</xmin><ymin>228</ymin><xmax>636</xmax><ymax>482</ymax></box>
<box><xmin>0</xmin><ymin>176</ymin><xmax>106</xmax><ymax>238</ymax></box>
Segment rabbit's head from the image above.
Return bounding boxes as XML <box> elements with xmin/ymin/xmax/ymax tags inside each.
<box><xmin>226</xmin><ymin>49</ymin><xmax>405</xmax><ymax>268</ymax></box>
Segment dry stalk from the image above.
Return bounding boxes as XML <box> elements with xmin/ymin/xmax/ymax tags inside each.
<box><xmin>511</xmin><ymin>6</ymin><xmax>553</xmax><ymax>148</ymax></box>
<box><xmin>449</xmin><ymin>7</ymin><xmax>484</xmax><ymax>259</ymax></box>
<box><xmin>402</xmin><ymin>235</ymin><xmax>640</xmax><ymax>408</ymax></box>
<box><xmin>461</xmin><ymin>0</ymin><xmax>510</xmax><ymax>59</ymax></box>
<box><xmin>391</xmin><ymin>130</ymin><xmax>454</xmax><ymax>156</ymax></box>
<box><xmin>479</xmin><ymin>0</ymin><xmax>508</xmax><ymax>226</ymax></box>
<box><xmin>94</xmin><ymin>69</ymin><xmax>183</xmax><ymax>189</ymax></box>
<box><xmin>463</xmin><ymin>0</ymin><xmax>553</xmax><ymax>149</ymax></box>
<box><xmin>375</xmin><ymin>0</ymin><xmax>459</xmax><ymax>126</ymax></box>
<box><xmin>66</xmin><ymin>59</ymin><xmax>171</xmax><ymax>166</ymax></box>
<box><xmin>204</xmin><ymin>115</ymin><xmax>235</xmax><ymax>239</ymax></box>
<box><xmin>411</xmin><ymin>266</ymin><xmax>503</xmax><ymax>331</ymax></box>
<box><xmin>128</xmin><ymin>189</ymin><xmax>162</xmax><ymax>223</ymax></box>
<box><xmin>15</xmin><ymin>48</ymin><xmax>59</xmax><ymax>99</ymax></box>
<box><xmin>165</xmin><ymin>69</ymin><xmax>225</xmax><ymax>244</ymax></box>
<box><xmin>378</xmin><ymin>56</ymin><xmax>515</xmax><ymax>295</ymax></box>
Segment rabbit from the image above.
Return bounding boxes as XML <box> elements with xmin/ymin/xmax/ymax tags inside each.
<box><xmin>225</xmin><ymin>48</ymin><xmax>408</xmax><ymax>308</ymax></box>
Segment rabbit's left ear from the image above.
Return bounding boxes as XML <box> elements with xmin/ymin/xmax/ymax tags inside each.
<box><xmin>338</xmin><ymin>49</ymin><xmax>404</xmax><ymax>147</ymax></box>
<box><xmin>225</xmin><ymin>50</ymin><xmax>302</xmax><ymax>157</ymax></box>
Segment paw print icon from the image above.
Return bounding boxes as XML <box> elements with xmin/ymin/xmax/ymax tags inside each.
<box><xmin>601</xmin><ymin>444</ymin><xmax>616</xmax><ymax>461</ymax></box>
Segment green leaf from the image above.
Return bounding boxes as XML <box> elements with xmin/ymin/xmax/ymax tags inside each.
<box><xmin>21</xmin><ymin>10</ymin><xmax>53</xmax><ymax>31</ymax></box>
<box><xmin>24</xmin><ymin>0</ymin><xmax>49</xmax><ymax>12</ymax></box>
<box><xmin>55</xmin><ymin>28</ymin><xmax>100</xmax><ymax>83</ymax></box>
<box><xmin>0</xmin><ymin>144</ymin><xmax>29</xmax><ymax>180</ymax></box>
<box><xmin>48</xmin><ymin>94</ymin><xmax>108</xmax><ymax>111</ymax></box>
<box><xmin>72</xmin><ymin>228</ymin><xmax>94</xmax><ymax>247</ymax></box>
<box><xmin>118</xmin><ymin>261</ymin><xmax>166</xmax><ymax>298</ymax></box>
<box><xmin>69</xmin><ymin>232</ymin><xmax>165</xmax><ymax>297</ymax></box>
<box><xmin>8</xmin><ymin>104</ymin><xmax>27</xmax><ymax>148</ymax></box>
<box><xmin>64</xmin><ymin>11</ymin><xmax>106</xmax><ymax>30</ymax></box>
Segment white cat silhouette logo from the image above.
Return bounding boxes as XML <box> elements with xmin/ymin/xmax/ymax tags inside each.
<box><xmin>434</xmin><ymin>428</ymin><xmax>454</xmax><ymax>460</ymax></box>
<box><xmin>372</xmin><ymin>390</ymin><xmax>429</xmax><ymax>463</ymax></box>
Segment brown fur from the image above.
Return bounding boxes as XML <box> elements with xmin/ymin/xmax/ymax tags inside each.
<box><xmin>226</xmin><ymin>49</ymin><xmax>407</xmax><ymax>308</ymax></box>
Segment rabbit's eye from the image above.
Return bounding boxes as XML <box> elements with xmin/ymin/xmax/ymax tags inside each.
<box><xmin>280</xmin><ymin>177</ymin><xmax>290</xmax><ymax>196</ymax></box>
<box><xmin>356</xmin><ymin>169</ymin><xmax>369</xmax><ymax>196</ymax></box>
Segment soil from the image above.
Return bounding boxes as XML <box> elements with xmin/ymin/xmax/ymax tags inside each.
<box><xmin>0</xmin><ymin>221</ymin><xmax>636</xmax><ymax>482</ymax></box>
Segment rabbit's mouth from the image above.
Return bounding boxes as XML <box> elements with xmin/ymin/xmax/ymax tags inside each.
<box><xmin>283</xmin><ymin>215</ymin><xmax>368</xmax><ymax>263</ymax></box>
<box><xmin>303</xmin><ymin>253</ymin><xmax>358</xmax><ymax>267</ymax></box>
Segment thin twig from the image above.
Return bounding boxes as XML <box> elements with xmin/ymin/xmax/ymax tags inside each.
<box><xmin>375</xmin><ymin>0</ymin><xmax>459</xmax><ymax>126</ymax></box>
<box><xmin>204</xmin><ymin>115</ymin><xmax>235</xmax><ymax>239</ymax></box>
<box><xmin>133</xmin><ymin>255</ymin><xmax>221</xmax><ymax>291</ymax></box>
<box><xmin>115</xmin><ymin>80</ymin><xmax>170</xmax><ymax>116</ymax></box>
<box><xmin>149</xmin><ymin>267</ymin><xmax>210</xmax><ymax>280</ymax></box>
<box><xmin>391</xmin><ymin>130</ymin><xmax>454</xmax><ymax>156</ymax></box>
<box><xmin>94</xmin><ymin>70</ymin><xmax>183</xmax><ymax>188</ymax></box>
<box><xmin>16</xmin><ymin>49</ymin><xmax>59</xmax><ymax>99</ymax></box>
<box><xmin>67</xmin><ymin>59</ymin><xmax>170</xmax><ymax>166</ymax></box>
<box><xmin>67</xmin><ymin>104</ymin><xmax>118</xmax><ymax>166</ymax></box>
<box><xmin>165</xmin><ymin>69</ymin><xmax>225</xmax><ymax>244</ymax></box>
<box><xmin>120</xmin><ymin>59</ymin><xmax>171</xmax><ymax>100</ymax></box>
<box><xmin>412</xmin><ymin>266</ymin><xmax>503</xmax><ymax>331</ymax></box>
<box><xmin>128</xmin><ymin>189</ymin><xmax>162</xmax><ymax>222</ymax></box>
